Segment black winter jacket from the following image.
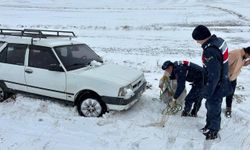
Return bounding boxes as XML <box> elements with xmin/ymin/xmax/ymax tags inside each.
<box><xmin>170</xmin><ymin>61</ymin><xmax>203</xmax><ymax>99</ymax></box>
<box><xmin>201</xmin><ymin>35</ymin><xmax>232</xmax><ymax>99</ymax></box>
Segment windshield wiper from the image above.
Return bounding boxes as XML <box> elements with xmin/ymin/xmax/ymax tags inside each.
<box><xmin>67</xmin><ymin>63</ymin><xmax>86</xmax><ymax>68</ymax></box>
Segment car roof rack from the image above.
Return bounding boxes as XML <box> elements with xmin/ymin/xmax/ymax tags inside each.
<box><xmin>0</xmin><ymin>28</ymin><xmax>76</xmax><ymax>38</ymax></box>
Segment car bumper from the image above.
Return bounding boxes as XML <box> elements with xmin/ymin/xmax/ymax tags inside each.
<box><xmin>101</xmin><ymin>82</ymin><xmax>146</xmax><ymax>111</ymax></box>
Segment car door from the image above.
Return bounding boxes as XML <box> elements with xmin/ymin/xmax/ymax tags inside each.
<box><xmin>0</xmin><ymin>43</ymin><xmax>27</xmax><ymax>91</ymax></box>
<box><xmin>25</xmin><ymin>45</ymin><xmax>67</xmax><ymax>100</ymax></box>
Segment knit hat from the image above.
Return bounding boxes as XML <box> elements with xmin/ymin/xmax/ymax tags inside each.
<box><xmin>162</xmin><ymin>61</ymin><xmax>173</xmax><ymax>70</ymax></box>
<box><xmin>192</xmin><ymin>25</ymin><xmax>211</xmax><ymax>40</ymax></box>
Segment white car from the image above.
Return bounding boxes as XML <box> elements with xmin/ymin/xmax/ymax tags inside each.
<box><xmin>0</xmin><ymin>29</ymin><xmax>146</xmax><ymax>117</ymax></box>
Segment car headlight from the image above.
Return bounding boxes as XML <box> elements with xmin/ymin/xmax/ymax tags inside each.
<box><xmin>118</xmin><ymin>84</ymin><xmax>133</xmax><ymax>98</ymax></box>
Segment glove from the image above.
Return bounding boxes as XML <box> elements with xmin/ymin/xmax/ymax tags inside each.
<box><xmin>159</xmin><ymin>77</ymin><xmax>165</xmax><ymax>90</ymax></box>
<box><xmin>169</xmin><ymin>99</ymin><xmax>177</xmax><ymax>108</ymax></box>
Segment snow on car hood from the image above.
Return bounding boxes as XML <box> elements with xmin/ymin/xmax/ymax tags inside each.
<box><xmin>70</xmin><ymin>64</ymin><xmax>143</xmax><ymax>85</ymax></box>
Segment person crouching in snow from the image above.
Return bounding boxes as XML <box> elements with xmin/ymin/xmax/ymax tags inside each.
<box><xmin>159</xmin><ymin>66</ymin><xmax>186</xmax><ymax>113</ymax></box>
<box><xmin>225</xmin><ymin>47</ymin><xmax>250</xmax><ymax>117</ymax></box>
<box><xmin>160</xmin><ymin>60</ymin><xmax>204</xmax><ymax>117</ymax></box>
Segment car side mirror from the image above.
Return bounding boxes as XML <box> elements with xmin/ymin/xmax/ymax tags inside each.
<box><xmin>48</xmin><ymin>64</ymin><xmax>64</xmax><ymax>72</ymax></box>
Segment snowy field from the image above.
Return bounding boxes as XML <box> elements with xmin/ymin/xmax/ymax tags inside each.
<box><xmin>1</xmin><ymin>0</ymin><xmax>250</xmax><ymax>149</ymax></box>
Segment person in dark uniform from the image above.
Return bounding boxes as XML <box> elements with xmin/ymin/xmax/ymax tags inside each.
<box><xmin>192</xmin><ymin>25</ymin><xmax>232</xmax><ymax>140</ymax></box>
<box><xmin>161</xmin><ymin>60</ymin><xmax>203</xmax><ymax>117</ymax></box>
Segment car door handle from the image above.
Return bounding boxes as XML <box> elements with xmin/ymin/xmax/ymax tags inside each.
<box><xmin>25</xmin><ymin>69</ymin><xmax>33</xmax><ymax>74</ymax></box>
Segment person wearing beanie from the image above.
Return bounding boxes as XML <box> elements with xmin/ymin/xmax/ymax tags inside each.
<box><xmin>159</xmin><ymin>61</ymin><xmax>186</xmax><ymax>113</ymax></box>
<box><xmin>192</xmin><ymin>25</ymin><xmax>232</xmax><ymax>140</ymax></box>
<box><xmin>225</xmin><ymin>47</ymin><xmax>250</xmax><ymax>118</ymax></box>
<box><xmin>160</xmin><ymin>60</ymin><xmax>204</xmax><ymax>117</ymax></box>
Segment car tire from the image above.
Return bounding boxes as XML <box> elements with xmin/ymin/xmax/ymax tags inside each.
<box><xmin>77</xmin><ymin>94</ymin><xmax>107</xmax><ymax>117</ymax></box>
<box><xmin>0</xmin><ymin>82</ymin><xmax>8</xmax><ymax>102</ymax></box>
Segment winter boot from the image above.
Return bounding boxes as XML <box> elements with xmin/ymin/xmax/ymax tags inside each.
<box><xmin>200</xmin><ymin>125</ymin><xmax>209</xmax><ymax>133</ymax></box>
<box><xmin>203</xmin><ymin>130</ymin><xmax>218</xmax><ymax>140</ymax></box>
<box><xmin>225</xmin><ymin>107</ymin><xmax>232</xmax><ymax>118</ymax></box>
<box><xmin>181</xmin><ymin>111</ymin><xmax>190</xmax><ymax>117</ymax></box>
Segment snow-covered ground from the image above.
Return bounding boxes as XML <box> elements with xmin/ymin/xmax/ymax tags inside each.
<box><xmin>1</xmin><ymin>0</ymin><xmax>250</xmax><ymax>149</ymax></box>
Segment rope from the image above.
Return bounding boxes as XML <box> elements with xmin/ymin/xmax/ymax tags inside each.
<box><xmin>159</xmin><ymin>76</ymin><xmax>182</xmax><ymax>115</ymax></box>
<box><xmin>162</xmin><ymin>102</ymin><xmax>182</xmax><ymax>115</ymax></box>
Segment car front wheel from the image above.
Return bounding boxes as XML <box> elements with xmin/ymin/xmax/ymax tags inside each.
<box><xmin>77</xmin><ymin>95</ymin><xmax>107</xmax><ymax>117</ymax></box>
<box><xmin>0</xmin><ymin>83</ymin><xmax>7</xmax><ymax>102</ymax></box>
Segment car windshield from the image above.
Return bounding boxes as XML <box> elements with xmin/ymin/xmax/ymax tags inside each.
<box><xmin>54</xmin><ymin>44</ymin><xmax>103</xmax><ymax>71</ymax></box>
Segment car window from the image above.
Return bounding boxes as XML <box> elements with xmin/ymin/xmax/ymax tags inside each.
<box><xmin>54</xmin><ymin>44</ymin><xmax>103</xmax><ymax>71</ymax></box>
<box><xmin>0</xmin><ymin>46</ymin><xmax>7</xmax><ymax>63</ymax></box>
<box><xmin>29</xmin><ymin>45</ymin><xmax>59</xmax><ymax>70</ymax></box>
<box><xmin>0</xmin><ymin>43</ymin><xmax>27</xmax><ymax>65</ymax></box>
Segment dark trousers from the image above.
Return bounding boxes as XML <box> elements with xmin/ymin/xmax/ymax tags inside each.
<box><xmin>225</xmin><ymin>79</ymin><xmax>237</xmax><ymax>108</ymax></box>
<box><xmin>205</xmin><ymin>95</ymin><xmax>223</xmax><ymax>132</ymax></box>
<box><xmin>183</xmin><ymin>82</ymin><xmax>203</xmax><ymax>113</ymax></box>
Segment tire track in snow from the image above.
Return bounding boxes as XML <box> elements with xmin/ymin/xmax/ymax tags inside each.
<box><xmin>0</xmin><ymin>4</ymin><xmax>185</xmax><ymax>11</ymax></box>
<box><xmin>206</xmin><ymin>5</ymin><xmax>250</xmax><ymax>24</ymax></box>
